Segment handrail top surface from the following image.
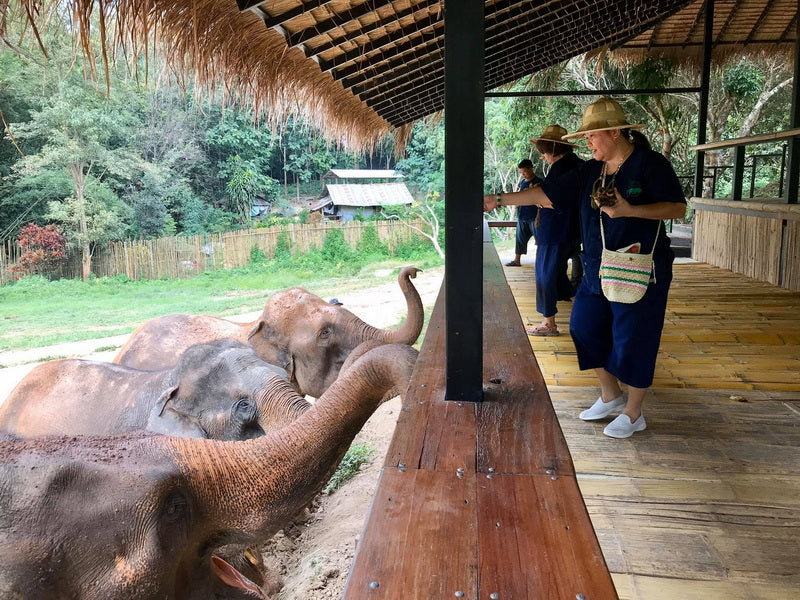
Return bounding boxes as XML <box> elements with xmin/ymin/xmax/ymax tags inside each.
<box><xmin>690</xmin><ymin>128</ymin><xmax>800</xmax><ymax>152</ymax></box>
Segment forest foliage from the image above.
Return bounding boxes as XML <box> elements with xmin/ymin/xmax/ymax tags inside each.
<box><xmin>0</xmin><ymin>7</ymin><xmax>795</xmax><ymax>280</ymax></box>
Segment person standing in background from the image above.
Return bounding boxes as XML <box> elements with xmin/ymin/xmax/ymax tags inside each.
<box><xmin>505</xmin><ymin>159</ymin><xmax>542</xmax><ymax>267</ymax></box>
<box><xmin>525</xmin><ymin>125</ymin><xmax>583</xmax><ymax>336</ymax></box>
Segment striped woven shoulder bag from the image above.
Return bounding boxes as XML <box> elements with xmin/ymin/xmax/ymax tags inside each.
<box><xmin>599</xmin><ymin>215</ymin><xmax>661</xmax><ymax>304</ymax></box>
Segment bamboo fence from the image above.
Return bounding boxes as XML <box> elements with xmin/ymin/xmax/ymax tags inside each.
<box><xmin>0</xmin><ymin>219</ymin><xmax>426</xmax><ymax>285</ymax></box>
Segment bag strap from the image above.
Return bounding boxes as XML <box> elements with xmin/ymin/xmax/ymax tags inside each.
<box><xmin>599</xmin><ymin>213</ymin><xmax>662</xmax><ymax>257</ymax></box>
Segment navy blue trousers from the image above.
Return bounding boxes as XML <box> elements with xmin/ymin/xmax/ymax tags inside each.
<box><xmin>535</xmin><ymin>243</ymin><xmax>573</xmax><ymax>317</ymax></box>
<box><xmin>569</xmin><ymin>269</ymin><xmax>672</xmax><ymax>388</ymax></box>
<box><xmin>514</xmin><ymin>218</ymin><xmax>536</xmax><ymax>256</ymax></box>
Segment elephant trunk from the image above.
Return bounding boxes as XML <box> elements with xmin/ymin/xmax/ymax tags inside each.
<box><xmin>171</xmin><ymin>344</ymin><xmax>418</xmax><ymax>545</ymax></box>
<box><xmin>253</xmin><ymin>378</ymin><xmax>312</xmax><ymax>430</ymax></box>
<box><xmin>348</xmin><ymin>266</ymin><xmax>424</xmax><ymax>346</ymax></box>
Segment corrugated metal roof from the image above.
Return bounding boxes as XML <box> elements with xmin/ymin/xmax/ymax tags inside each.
<box><xmin>312</xmin><ymin>183</ymin><xmax>415</xmax><ymax>209</ymax></box>
<box><xmin>323</xmin><ymin>169</ymin><xmax>403</xmax><ymax>179</ymax></box>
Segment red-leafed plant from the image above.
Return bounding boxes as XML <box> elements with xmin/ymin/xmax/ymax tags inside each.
<box><xmin>10</xmin><ymin>223</ymin><xmax>67</xmax><ymax>278</ymax></box>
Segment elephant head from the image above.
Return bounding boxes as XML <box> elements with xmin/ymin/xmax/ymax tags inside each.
<box><xmin>147</xmin><ymin>340</ymin><xmax>310</xmax><ymax>440</ymax></box>
<box><xmin>0</xmin><ymin>343</ymin><xmax>418</xmax><ymax>599</ymax></box>
<box><xmin>247</xmin><ymin>266</ymin><xmax>423</xmax><ymax>397</ymax></box>
<box><xmin>0</xmin><ymin>340</ymin><xmax>310</xmax><ymax>441</ymax></box>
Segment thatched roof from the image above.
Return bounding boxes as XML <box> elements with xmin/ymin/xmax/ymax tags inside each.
<box><xmin>616</xmin><ymin>0</ymin><xmax>798</xmax><ymax>63</ymax></box>
<box><xmin>8</xmin><ymin>1</ymin><xmax>797</xmax><ymax>149</ymax></box>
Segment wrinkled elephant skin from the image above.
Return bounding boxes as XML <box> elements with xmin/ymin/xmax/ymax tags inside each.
<box><xmin>0</xmin><ymin>340</ymin><xmax>307</xmax><ymax>440</ymax></box>
<box><xmin>113</xmin><ymin>266</ymin><xmax>424</xmax><ymax>397</ymax></box>
<box><xmin>0</xmin><ymin>343</ymin><xmax>418</xmax><ymax>600</ymax></box>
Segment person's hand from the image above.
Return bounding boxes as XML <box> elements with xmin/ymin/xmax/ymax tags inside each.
<box><xmin>600</xmin><ymin>188</ymin><xmax>633</xmax><ymax>218</ymax></box>
<box><xmin>483</xmin><ymin>194</ymin><xmax>499</xmax><ymax>212</ymax></box>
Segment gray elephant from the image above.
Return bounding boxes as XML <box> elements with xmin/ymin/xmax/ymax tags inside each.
<box><xmin>113</xmin><ymin>266</ymin><xmax>424</xmax><ymax>397</ymax></box>
<box><xmin>0</xmin><ymin>343</ymin><xmax>418</xmax><ymax>600</ymax></box>
<box><xmin>0</xmin><ymin>339</ymin><xmax>308</xmax><ymax>440</ymax></box>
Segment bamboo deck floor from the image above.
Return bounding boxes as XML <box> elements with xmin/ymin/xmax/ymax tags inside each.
<box><xmin>506</xmin><ymin>260</ymin><xmax>800</xmax><ymax>599</ymax></box>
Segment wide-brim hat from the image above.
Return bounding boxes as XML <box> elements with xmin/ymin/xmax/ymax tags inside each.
<box><xmin>561</xmin><ymin>97</ymin><xmax>645</xmax><ymax>140</ymax></box>
<box><xmin>529</xmin><ymin>124</ymin><xmax>577</xmax><ymax>148</ymax></box>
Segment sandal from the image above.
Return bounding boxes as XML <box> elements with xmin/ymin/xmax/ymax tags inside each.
<box><xmin>505</xmin><ymin>261</ymin><xmax>521</xmax><ymax>267</ymax></box>
<box><xmin>526</xmin><ymin>323</ymin><xmax>560</xmax><ymax>337</ymax></box>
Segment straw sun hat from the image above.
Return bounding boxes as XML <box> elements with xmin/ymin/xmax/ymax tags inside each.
<box><xmin>529</xmin><ymin>125</ymin><xmax>577</xmax><ymax>148</ymax></box>
<box><xmin>561</xmin><ymin>97</ymin><xmax>644</xmax><ymax>140</ymax></box>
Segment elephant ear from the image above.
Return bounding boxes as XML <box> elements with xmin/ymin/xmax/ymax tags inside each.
<box><xmin>247</xmin><ymin>320</ymin><xmax>295</xmax><ymax>382</ymax></box>
<box><xmin>146</xmin><ymin>385</ymin><xmax>206</xmax><ymax>438</ymax></box>
<box><xmin>211</xmin><ymin>555</ymin><xmax>265</xmax><ymax>598</ymax></box>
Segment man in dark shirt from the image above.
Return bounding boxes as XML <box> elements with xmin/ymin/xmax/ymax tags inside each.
<box><xmin>506</xmin><ymin>159</ymin><xmax>542</xmax><ymax>266</ymax></box>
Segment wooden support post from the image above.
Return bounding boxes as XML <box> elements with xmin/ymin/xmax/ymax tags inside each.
<box><xmin>694</xmin><ymin>0</ymin><xmax>714</xmax><ymax>198</ymax></box>
<box><xmin>443</xmin><ymin>0</ymin><xmax>484</xmax><ymax>402</ymax></box>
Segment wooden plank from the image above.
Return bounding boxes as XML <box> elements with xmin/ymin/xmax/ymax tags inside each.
<box><xmin>479</xmin><ymin>246</ymin><xmax>575</xmax><ymax>475</ymax></box>
<box><xmin>385</xmin><ymin>288</ymin><xmax>479</xmax><ymax>473</ymax></box>
<box><xmin>689</xmin><ymin>127</ymin><xmax>800</xmax><ymax>151</ymax></box>
<box><xmin>478</xmin><ymin>473</ymin><xmax>616</xmax><ymax>599</ymax></box>
<box><xmin>344</xmin><ymin>469</ymin><xmax>479</xmax><ymax>598</ymax></box>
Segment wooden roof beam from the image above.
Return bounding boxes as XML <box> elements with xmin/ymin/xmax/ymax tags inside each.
<box><xmin>332</xmin><ymin>30</ymin><xmax>441</xmax><ymax>81</ymax></box>
<box><xmin>349</xmin><ymin>49</ymin><xmax>441</xmax><ymax>97</ymax></box>
<box><xmin>322</xmin><ymin>15</ymin><xmax>442</xmax><ymax>75</ymax></box>
<box><xmin>239</xmin><ymin>0</ymin><xmax>335</xmax><ymax>29</ymax></box>
<box><xmin>302</xmin><ymin>0</ymin><xmax>440</xmax><ymax>59</ymax></box>
<box><xmin>715</xmin><ymin>1</ymin><xmax>738</xmax><ymax>40</ymax></box>
<box><xmin>778</xmin><ymin>13</ymin><xmax>798</xmax><ymax>42</ymax></box>
<box><xmin>290</xmin><ymin>0</ymin><xmax>406</xmax><ymax>48</ymax></box>
<box><xmin>680</xmin><ymin>1</ymin><xmax>705</xmax><ymax>46</ymax></box>
<box><xmin>744</xmin><ymin>1</ymin><xmax>773</xmax><ymax>44</ymax></box>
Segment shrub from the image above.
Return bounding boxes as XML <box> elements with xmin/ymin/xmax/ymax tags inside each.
<box><xmin>356</xmin><ymin>224</ymin><xmax>388</xmax><ymax>256</ymax></box>
<box><xmin>323</xmin><ymin>443</ymin><xmax>375</xmax><ymax>494</ymax></box>
<box><xmin>273</xmin><ymin>231</ymin><xmax>292</xmax><ymax>265</ymax></box>
<box><xmin>10</xmin><ymin>223</ymin><xmax>67</xmax><ymax>279</ymax></box>
<box><xmin>320</xmin><ymin>228</ymin><xmax>354</xmax><ymax>264</ymax></box>
<box><xmin>249</xmin><ymin>245</ymin><xmax>268</xmax><ymax>265</ymax></box>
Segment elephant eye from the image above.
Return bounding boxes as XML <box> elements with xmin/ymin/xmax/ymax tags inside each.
<box><xmin>234</xmin><ymin>397</ymin><xmax>253</xmax><ymax>414</ymax></box>
<box><xmin>319</xmin><ymin>327</ymin><xmax>332</xmax><ymax>339</ymax></box>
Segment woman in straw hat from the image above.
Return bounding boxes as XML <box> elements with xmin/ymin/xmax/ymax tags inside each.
<box><xmin>484</xmin><ymin>97</ymin><xmax>686</xmax><ymax>439</ymax></box>
<box><xmin>525</xmin><ymin>124</ymin><xmax>583</xmax><ymax>337</ymax></box>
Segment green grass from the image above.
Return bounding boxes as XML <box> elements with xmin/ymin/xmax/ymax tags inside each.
<box><xmin>323</xmin><ymin>443</ymin><xmax>376</xmax><ymax>494</ymax></box>
<box><xmin>0</xmin><ymin>251</ymin><xmax>443</xmax><ymax>353</ymax></box>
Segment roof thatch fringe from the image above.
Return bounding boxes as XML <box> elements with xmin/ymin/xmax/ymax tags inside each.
<box><xmin>11</xmin><ymin>0</ymin><xmax>393</xmax><ymax>152</ymax></box>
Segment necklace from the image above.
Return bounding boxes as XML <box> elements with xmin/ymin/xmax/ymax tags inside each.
<box><xmin>607</xmin><ymin>145</ymin><xmax>633</xmax><ymax>174</ymax></box>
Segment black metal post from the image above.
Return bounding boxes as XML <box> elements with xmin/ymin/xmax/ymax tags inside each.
<box><xmin>732</xmin><ymin>146</ymin><xmax>746</xmax><ymax>201</ymax></box>
<box><xmin>694</xmin><ymin>0</ymin><xmax>714</xmax><ymax>198</ymax></box>
<box><xmin>784</xmin><ymin>14</ymin><xmax>800</xmax><ymax>204</ymax></box>
<box><xmin>444</xmin><ymin>0</ymin><xmax>484</xmax><ymax>402</ymax></box>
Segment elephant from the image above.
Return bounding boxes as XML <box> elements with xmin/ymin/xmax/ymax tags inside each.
<box><xmin>112</xmin><ymin>266</ymin><xmax>424</xmax><ymax>398</ymax></box>
<box><xmin>0</xmin><ymin>343</ymin><xmax>418</xmax><ymax>600</ymax></box>
<box><xmin>0</xmin><ymin>339</ymin><xmax>309</xmax><ymax>440</ymax></box>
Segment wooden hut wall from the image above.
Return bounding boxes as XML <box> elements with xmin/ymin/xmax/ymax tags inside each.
<box><xmin>692</xmin><ymin>200</ymin><xmax>800</xmax><ymax>291</ymax></box>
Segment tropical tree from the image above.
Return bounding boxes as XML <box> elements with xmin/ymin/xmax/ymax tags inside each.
<box><xmin>9</xmin><ymin>83</ymin><xmax>139</xmax><ymax>279</ymax></box>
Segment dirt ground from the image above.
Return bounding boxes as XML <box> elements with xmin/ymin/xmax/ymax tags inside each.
<box><xmin>0</xmin><ymin>266</ymin><xmax>444</xmax><ymax>599</ymax></box>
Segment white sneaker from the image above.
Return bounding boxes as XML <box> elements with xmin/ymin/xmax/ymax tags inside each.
<box><xmin>603</xmin><ymin>414</ymin><xmax>647</xmax><ymax>438</ymax></box>
<box><xmin>579</xmin><ymin>394</ymin><xmax>626</xmax><ymax>421</ymax></box>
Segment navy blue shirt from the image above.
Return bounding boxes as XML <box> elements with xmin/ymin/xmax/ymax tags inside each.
<box><xmin>541</xmin><ymin>148</ymin><xmax>686</xmax><ymax>293</ymax></box>
<box><xmin>517</xmin><ymin>175</ymin><xmax>542</xmax><ymax>220</ymax></box>
<box><xmin>534</xmin><ymin>152</ymin><xmax>583</xmax><ymax>245</ymax></box>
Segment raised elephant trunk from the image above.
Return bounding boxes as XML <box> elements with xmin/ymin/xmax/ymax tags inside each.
<box><xmin>170</xmin><ymin>343</ymin><xmax>418</xmax><ymax>544</ymax></box>
<box><xmin>347</xmin><ymin>266</ymin><xmax>424</xmax><ymax>345</ymax></box>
